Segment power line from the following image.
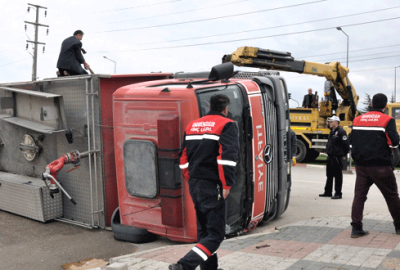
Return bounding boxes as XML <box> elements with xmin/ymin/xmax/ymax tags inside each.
<box><xmin>285</xmin><ymin>66</ymin><xmax>400</xmax><ymax>80</ymax></box>
<box><xmin>94</xmin><ymin>0</ymin><xmax>183</xmax><ymax>13</ymax></box>
<box><xmin>0</xmin><ymin>57</ymin><xmax>30</xmax><ymax>68</ymax></box>
<box><xmin>316</xmin><ymin>50</ymin><xmax>400</xmax><ymax>63</ymax></box>
<box><xmin>98</xmin><ymin>0</ymin><xmax>327</xmax><ymax>33</ymax></box>
<box><xmin>351</xmin><ymin>66</ymin><xmax>398</xmax><ymax>73</ymax></box>
<box><xmin>298</xmin><ymin>43</ymin><xmax>400</xmax><ymax>59</ymax></box>
<box><xmin>110</xmin><ymin>0</ymin><xmax>249</xmax><ymax>24</ymax></box>
<box><xmin>320</xmin><ymin>54</ymin><xmax>400</xmax><ymax>64</ymax></box>
<box><xmin>123</xmin><ymin>5</ymin><xmax>400</xmax><ymax>47</ymax></box>
<box><xmin>95</xmin><ymin>16</ymin><xmax>400</xmax><ymax>53</ymax></box>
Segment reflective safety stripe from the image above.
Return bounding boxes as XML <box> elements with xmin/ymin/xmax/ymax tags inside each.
<box><xmin>179</xmin><ymin>163</ymin><xmax>189</xmax><ymax>169</ymax></box>
<box><xmin>390</xmin><ymin>145</ymin><xmax>399</xmax><ymax>149</ymax></box>
<box><xmin>353</xmin><ymin>126</ymin><xmax>385</xmax><ymax>132</ymax></box>
<box><xmin>192</xmin><ymin>246</ymin><xmax>208</xmax><ymax>261</ymax></box>
<box><xmin>217</xmin><ymin>160</ymin><xmax>237</xmax><ymax>166</ymax></box>
<box><xmin>186</xmin><ymin>134</ymin><xmax>220</xmax><ymax>141</ymax></box>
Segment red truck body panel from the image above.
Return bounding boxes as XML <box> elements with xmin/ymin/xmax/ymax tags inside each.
<box><xmin>99</xmin><ymin>74</ymin><xmax>172</xmax><ymax>226</ymax></box>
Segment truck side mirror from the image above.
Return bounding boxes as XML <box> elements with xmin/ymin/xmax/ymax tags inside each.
<box><xmin>208</xmin><ymin>62</ymin><xmax>234</xmax><ymax>81</ymax></box>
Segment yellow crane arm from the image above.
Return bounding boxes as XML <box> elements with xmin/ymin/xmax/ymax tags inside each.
<box><xmin>223</xmin><ymin>46</ymin><xmax>358</xmax><ymax>117</ymax></box>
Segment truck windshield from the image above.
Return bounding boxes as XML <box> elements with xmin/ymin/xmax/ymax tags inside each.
<box><xmin>196</xmin><ymin>85</ymin><xmax>247</xmax><ymax>234</ymax></box>
<box><xmin>392</xmin><ymin>107</ymin><xmax>400</xmax><ymax>120</ymax></box>
<box><xmin>196</xmin><ymin>85</ymin><xmax>243</xmax><ymax>119</ymax></box>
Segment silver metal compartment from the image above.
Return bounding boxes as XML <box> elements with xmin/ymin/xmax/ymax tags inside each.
<box><xmin>0</xmin><ymin>172</ymin><xmax>63</xmax><ymax>222</ymax></box>
<box><xmin>0</xmin><ymin>75</ymin><xmax>106</xmax><ymax>228</ymax></box>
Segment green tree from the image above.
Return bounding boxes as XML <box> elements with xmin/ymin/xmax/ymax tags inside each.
<box><xmin>359</xmin><ymin>93</ymin><xmax>371</xmax><ymax>114</ymax></box>
<box><xmin>390</xmin><ymin>93</ymin><xmax>395</xmax><ymax>103</ymax></box>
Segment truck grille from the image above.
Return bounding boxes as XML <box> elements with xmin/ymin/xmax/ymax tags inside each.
<box><xmin>263</xmin><ymin>97</ymin><xmax>278</xmax><ymax>214</ymax></box>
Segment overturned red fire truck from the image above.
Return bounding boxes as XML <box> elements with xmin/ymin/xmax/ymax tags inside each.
<box><xmin>111</xmin><ymin>62</ymin><xmax>291</xmax><ymax>243</ymax></box>
<box><xmin>0</xmin><ymin>59</ymin><xmax>291</xmax><ymax>243</ymax></box>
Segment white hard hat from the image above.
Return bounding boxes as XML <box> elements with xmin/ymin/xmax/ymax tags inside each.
<box><xmin>327</xmin><ymin>116</ymin><xmax>340</xmax><ymax>122</ymax></box>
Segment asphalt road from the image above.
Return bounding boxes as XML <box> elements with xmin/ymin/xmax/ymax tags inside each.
<box><xmin>0</xmin><ymin>165</ymin><xmax>396</xmax><ymax>270</ymax></box>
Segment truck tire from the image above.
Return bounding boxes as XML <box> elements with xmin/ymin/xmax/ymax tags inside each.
<box><xmin>111</xmin><ymin>207</ymin><xmax>157</xmax><ymax>243</ymax></box>
<box><xmin>305</xmin><ymin>149</ymin><xmax>320</xmax><ymax>162</ymax></box>
<box><xmin>296</xmin><ymin>139</ymin><xmax>307</xmax><ymax>163</ymax></box>
<box><xmin>393</xmin><ymin>148</ymin><xmax>400</xmax><ymax>167</ymax></box>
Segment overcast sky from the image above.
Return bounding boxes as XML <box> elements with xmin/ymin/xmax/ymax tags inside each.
<box><xmin>1</xmin><ymin>0</ymin><xmax>399</xmax><ymax>109</ymax></box>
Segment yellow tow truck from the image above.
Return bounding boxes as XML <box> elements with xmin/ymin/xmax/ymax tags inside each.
<box><xmin>223</xmin><ymin>46</ymin><xmax>359</xmax><ymax>163</ymax></box>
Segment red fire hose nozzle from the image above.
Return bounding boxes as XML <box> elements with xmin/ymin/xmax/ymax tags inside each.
<box><xmin>41</xmin><ymin>150</ymin><xmax>86</xmax><ymax>205</ymax></box>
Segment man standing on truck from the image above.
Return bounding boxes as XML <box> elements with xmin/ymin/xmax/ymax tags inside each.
<box><xmin>170</xmin><ymin>94</ymin><xmax>239</xmax><ymax>270</ymax></box>
<box><xmin>302</xmin><ymin>88</ymin><xmax>315</xmax><ymax>108</ymax></box>
<box><xmin>350</xmin><ymin>93</ymin><xmax>400</xmax><ymax>238</ymax></box>
<box><xmin>56</xmin><ymin>30</ymin><xmax>90</xmax><ymax>76</ymax></box>
<box><xmin>319</xmin><ymin>116</ymin><xmax>349</xmax><ymax>199</ymax></box>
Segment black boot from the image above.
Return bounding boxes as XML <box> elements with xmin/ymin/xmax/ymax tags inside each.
<box><xmin>351</xmin><ymin>226</ymin><xmax>369</xmax><ymax>238</ymax></box>
<box><xmin>200</xmin><ymin>253</ymin><xmax>218</xmax><ymax>270</ymax></box>
<box><xmin>396</xmin><ymin>227</ymin><xmax>400</xmax><ymax>235</ymax></box>
<box><xmin>319</xmin><ymin>193</ymin><xmax>331</xmax><ymax>197</ymax></box>
<box><xmin>169</xmin><ymin>263</ymin><xmax>184</xmax><ymax>270</ymax></box>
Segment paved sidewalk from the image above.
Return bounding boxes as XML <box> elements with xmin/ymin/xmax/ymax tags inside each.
<box><xmin>97</xmin><ymin>213</ymin><xmax>400</xmax><ymax>270</ymax></box>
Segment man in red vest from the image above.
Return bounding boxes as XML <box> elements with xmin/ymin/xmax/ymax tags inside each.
<box><xmin>350</xmin><ymin>93</ymin><xmax>400</xmax><ymax>238</ymax></box>
<box><xmin>170</xmin><ymin>94</ymin><xmax>239</xmax><ymax>270</ymax></box>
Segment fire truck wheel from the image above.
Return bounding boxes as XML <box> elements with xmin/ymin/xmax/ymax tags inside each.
<box><xmin>111</xmin><ymin>207</ymin><xmax>157</xmax><ymax>243</ymax></box>
<box><xmin>296</xmin><ymin>139</ymin><xmax>307</xmax><ymax>163</ymax></box>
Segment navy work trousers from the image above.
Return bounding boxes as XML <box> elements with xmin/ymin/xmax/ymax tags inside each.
<box><xmin>325</xmin><ymin>156</ymin><xmax>343</xmax><ymax>196</ymax></box>
<box><xmin>178</xmin><ymin>178</ymin><xmax>226</xmax><ymax>270</ymax></box>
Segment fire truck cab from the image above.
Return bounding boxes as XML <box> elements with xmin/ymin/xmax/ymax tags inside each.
<box><xmin>112</xmin><ymin>63</ymin><xmax>292</xmax><ymax>243</ymax></box>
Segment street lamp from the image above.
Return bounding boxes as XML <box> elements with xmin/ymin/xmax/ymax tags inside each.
<box><xmin>336</xmin><ymin>27</ymin><xmax>349</xmax><ymax>67</ymax></box>
<box><xmin>103</xmin><ymin>56</ymin><xmax>116</xmax><ymax>74</ymax></box>
<box><xmin>395</xmin><ymin>66</ymin><xmax>400</xmax><ymax>102</ymax></box>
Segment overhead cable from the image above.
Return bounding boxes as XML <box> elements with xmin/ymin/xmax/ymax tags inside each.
<box><xmin>125</xmin><ymin>5</ymin><xmax>400</xmax><ymax>46</ymax></box>
<box><xmin>94</xmin><ymin>16</ymin><xmax>400</xmax><ymax>53</ymax></box>
<box><xmin>110</xmin><ymin>0</ymin><xmax>249</xmax><ymax>24</ymax></box>
<box><xmin>97</xmin><ymin>0</ymin><xmax>327</xmax><ymax>33</ymax></box>
<box><xmin>94</xmin><ymin>0</ymin><xmax>183</xmax><ymax>13</ymax></box>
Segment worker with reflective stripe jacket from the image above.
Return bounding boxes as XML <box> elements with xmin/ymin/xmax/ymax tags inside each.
<box><xmin>169</xmin><ymin>94</ymin><xmax>239</xmax><ymax>270</ymax></box>
<box><xmin>350</xmin><ymin>93</ymin><xmax>400</xmax><ymax>238</ymax></box>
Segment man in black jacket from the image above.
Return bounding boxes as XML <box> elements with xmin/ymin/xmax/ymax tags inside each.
<box><xmin>319</xmin><ymin>116</ymin><xmax>349</xmax><ymax>199</ymax></box>
<box><xmin>302</xmin><ymin>88</ymin><xmax>315</xmax><ymax>108</ymax></box>
<box><xmin>56</xmin><ymin>30</ymin><xmax>90</xmax><ymax>76</ymax></box>
<box><xmin>350</xmin><ymin>93</ymin><xmax>400</xmax><ymax>238</ymax></box>
<box><xmin>169</xmin><ymin>94</ymin><xmax>239</xmax><ymax>270</ymax></box>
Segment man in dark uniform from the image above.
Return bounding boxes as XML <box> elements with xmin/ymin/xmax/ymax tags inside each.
<box><xmin>319</xmin><ymin>116</ymin><xmax>349</xmax><ymax>199</ymax></box>
<box><xmin>170</xmin><ymin>94</ymin><xmax>239</xmax><ymax>270</ymax></box>
<box><xmin>302</xmin><ymin>88</ymin><xmax>315</xmax><ymax>108</ymax></box>
<box><xmin>350</xmin><ymin>93</ymin><xmax>400</xmax><ymax>238</ymax></box>
<box><xmin>56</xmin><ymin>30</ymin><xmax>90</xmax><ymax>76</ymax></box>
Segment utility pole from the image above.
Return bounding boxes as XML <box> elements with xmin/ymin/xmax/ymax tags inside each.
<box><xmin>25</xmin><ymin>3</ymin><xmax>48</xmax><ymax>81</ymax></box>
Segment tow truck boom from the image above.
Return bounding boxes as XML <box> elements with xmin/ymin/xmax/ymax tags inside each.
<box><xmin>223</xmin><ymin>46</ymin><xmax>359</xmax><ymax>121</ymax></box>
